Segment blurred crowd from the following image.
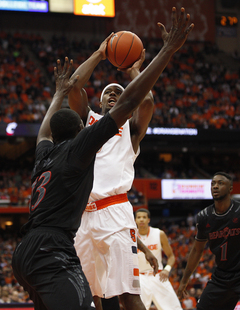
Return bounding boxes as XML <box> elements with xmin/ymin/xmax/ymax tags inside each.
<box><xmin>0</xmin><ymin>31</ymin><xmax>240</xmax><ymax>129</ymax></box>
<box><xmin>0</xmin><ymin>169</ymin><xmax>31</xmax><ymax>207</ymax></box>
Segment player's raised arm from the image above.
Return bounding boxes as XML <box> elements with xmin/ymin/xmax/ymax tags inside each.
<box><xmin>68</xmin><ymin>33</ymin><xmax>113</xmax><ymax>122</ymax></box>
<box><xmin>110</xmin><ymin>7</ymin><xmax>194</xmax><ymax>128</ymax></box>
<box><xmin>37</xmin><ymin>58</ymin><xmax>78</xmax><ymax>145</ymax></box>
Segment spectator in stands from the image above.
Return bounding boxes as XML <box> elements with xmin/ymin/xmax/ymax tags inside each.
<box><xmin>0</xmin><ymin>289</ymin><xmax>11</xmax><ymax>303</ymax></box>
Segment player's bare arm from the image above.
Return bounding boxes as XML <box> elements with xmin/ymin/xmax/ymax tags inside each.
<box><xmin>110</xmin><ymin>7</ymin><xmax>193</xmax><ymax>129</ymax></box>
<box><xmin>68</xmin><ymin>33</ymin><xmax>114</xmax><ymax>120</ymax></box>
<box><xmin>159</xmin><ymin>230</ymin><xmax>175</xmax><ymax>282</ymax></box>
<box><xmin>119</xmin><ymin>49</ymin><xmax>154</xmax><ymax>153</ymax></box>
<box><xmin>37</xmin><ymin>58</ymin><xmax>79</xmax><ymax>145</ymax></box>
<box><xmin>137</xmin><ymin>237</ymin><xmax>159</xmax><ymax>275</ymax></box>
<box><xmin>177</xmin><ymin>239</ymin><xmax>207</xmax><ymax>300</ymax></box>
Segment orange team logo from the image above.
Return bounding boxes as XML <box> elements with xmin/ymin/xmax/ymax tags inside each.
<box><xmin>137</xmin><ymin>244</ymin><xmax>157</xmax><ymax>253</ymax></box>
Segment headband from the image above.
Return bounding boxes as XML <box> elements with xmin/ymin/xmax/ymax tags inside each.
<box><xmin>100</xmin><ymin>83</ymin><xmax>125</xmax><ymax>102</ymax></box>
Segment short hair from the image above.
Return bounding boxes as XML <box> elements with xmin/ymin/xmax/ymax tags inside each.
<box><xmin>135</xmin><ymin>208</ymin><xmax>151</xmax><ymax>218</ymax></box>
<box><xmin>213</xmin><ymin>172</ymin><xmax>233</xmax><ymax>185</ymax></box>
<box><xmin>50</xmin><ymin>108</ymin><xmax>81</xmax><ymax>143</ymax></box>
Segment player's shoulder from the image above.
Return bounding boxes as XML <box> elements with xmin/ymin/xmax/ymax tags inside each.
<box><xmin>232</xmin><ymin>199</ymin><xmax>240</xmax><ymax>206</ymax></box>
<box><xmin>232</xmin><ymin>199</ymin><xmax>240</xmax><ymax>211</ymax></box>
<box><xmin>150</xmin><ymin>226</ymin><xmax>160</xmax><ymax>232</ymax></box>
<box><xmin>197</xmin><ymin>203</ymin><xmax>214</xmax><ymax>221</ymax></box>
<box><xmin>150</xmin><ymin>226</ymin><xmax>161</xmax><ymax>236</ymax></box>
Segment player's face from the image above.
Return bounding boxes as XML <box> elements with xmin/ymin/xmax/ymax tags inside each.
<box><xmin>100</xmin><ymin>86</ymin><xmax>123</xmax><ymax>114</ymax></box>
<box><xmin>135</xmin><ymin>212</ymin><xmax>150</xmax><ymax>228</ymax></box>
<box><xmin>211</xmin><ymin>175</ymin><xmax>233</xmax><ymax>201</ymax></box>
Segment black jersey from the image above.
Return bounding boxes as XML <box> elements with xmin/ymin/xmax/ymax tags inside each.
<box><xmin>21</xmin><ymin>113</ymin><xmax>118</xmax><ymax>240</ymax></box>
<box><xmin>196</xmin><ymin>200</ymin><xmax>240</xmax><ymax>272</ymax></box>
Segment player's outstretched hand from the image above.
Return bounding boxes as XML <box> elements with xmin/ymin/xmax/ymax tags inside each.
<box><xmin>158</xmin><ymin>7</ymin><xmax>194</xmax><ymax>54</ymax></box>
<box><xmin>97</xmin><ymin>32</ymin><xmax>114</xmax><ymax>60</ymax></box>
<box><xmin>54</xmin><ymin>57</ymin><xmax>79</xmax><ymax>97</ymax></box>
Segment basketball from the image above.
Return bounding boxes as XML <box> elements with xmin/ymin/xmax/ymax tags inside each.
<box><xmin>107</xmin><ymin>31</ymin><xmax>143</xmax><ymax>69</ymax></box>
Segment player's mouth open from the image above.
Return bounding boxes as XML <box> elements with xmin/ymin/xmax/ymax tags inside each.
<box><xmin>108</xmin><ymin>99</ymin><xmax>116</xmax><ymax>106</ymax></box>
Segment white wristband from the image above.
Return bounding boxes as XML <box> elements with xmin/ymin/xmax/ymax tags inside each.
<box><xmin>164</xmin><ymin>265</ymin><xmax>171</xmax><ymax>272</ymax></box>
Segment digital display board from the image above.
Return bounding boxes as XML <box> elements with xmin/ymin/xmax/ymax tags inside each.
<box><xmin>0</xmin><ymin>0</ymin><xmax>115</xmax><ymax>16</ymax></box>
<box><xmin>74</xmin><ymin>0</ymin><xmax>115</xmax><ymax>17</ymax></box>
<box><xmin>0</xmin><ymin>0</ymin><xmax>48</xmax><ymax>12</ymax></box>
<box><xmin>161</xmin><ymin>179</ymin><xmax>212</xmax><ymax>200</ymax></box>
<box><xmin>216</xmin><ymin>15</ymin><xmax>238</xmax><ymax>27</ymax></box>
<box><xmin>0</xmin><ymin>122</ymin><xmax>40</xmax><ymax>137</ymax></box>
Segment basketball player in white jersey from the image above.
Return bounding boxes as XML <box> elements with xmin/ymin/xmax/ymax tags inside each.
<box><xmin>135</xmin><ymin>209</ymin><xmax>183</xmax><ymax>310</ymax></box>
<box><xmin>69</xmin><ymin>7</ymin><xmax>193</xmax><ymax>310</ymax></box>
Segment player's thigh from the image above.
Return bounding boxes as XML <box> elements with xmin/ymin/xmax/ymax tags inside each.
<box><xmin>197</xmin><ymin>280</ymin><xmax>239</xmax><ymax>310</ymax></box>
<box><xmin>37</xmin><ymin>256</ymin><xmax>94</xmax><ymax>310</ymax></box>
<box><xmin>104</xmin><ymin>229</ymin><xmax>140</xmax><ymax>297</ymax></box>
<box><xmin>107</xmin><ymin>228</ymin><xmax>138</xmax><ymax>274</ymax></box>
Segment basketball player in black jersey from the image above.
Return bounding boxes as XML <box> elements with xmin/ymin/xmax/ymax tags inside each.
<box><xmin>12</xmin><ymin>14</ymin><xmax>194</xmax><ymax>310</ymax></box>
<box><xmin>178</xmin><ymin>172</ymin><xmax>240</xmax><ymax>310</ymax></box>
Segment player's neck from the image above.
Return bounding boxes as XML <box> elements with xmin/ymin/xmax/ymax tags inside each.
<box><xmin>214</xmin><ymin>198</ymin><xmax>232</xmax><ymax>214</ymax></box>
<box><xmin>138</xmin><ymin>226</ymin><xmax>149</xmax><ymax>236</ymax></box>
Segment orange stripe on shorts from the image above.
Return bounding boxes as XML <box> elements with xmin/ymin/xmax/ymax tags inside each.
<box><xmin>133</xmin><ymin>268</ymin><xmax>139</xmax><ymax>276</ymax></box>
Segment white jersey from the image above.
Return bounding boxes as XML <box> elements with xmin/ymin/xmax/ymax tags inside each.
<box><xmin>74</xmin><ymin>110</ymin><xmax>141</xmax><ymax>298</ymax></box>
<box><xmin>138</xmin><ymin>226</ymin><xmax>164</xmax><ymax>272</ymax></box>
<box><xmin>86</xmin><ymin>110</ymin><xmax>139</xmax><ymax>202</ymax></box>
<box><xmin>137</xmin><ymin>226</ymin><xmax>183</xmax><ymax>310</ymax></box>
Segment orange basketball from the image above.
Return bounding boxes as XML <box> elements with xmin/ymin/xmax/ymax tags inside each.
<box><xmin>107</xmin><ymin>31</ymin><xmax>143</xmax><ymax>69</ymax></box>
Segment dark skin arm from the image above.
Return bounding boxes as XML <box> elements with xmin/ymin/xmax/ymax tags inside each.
<box><xmin>177</xmin><ymin>239</ymin><xmax>207</xmax><ymax>300</ymax></box>
<box><xmin>37</xmin><ymin>58</ymin><xmax>79</xmax><ymax>145</ymax></box>
<box><xmin>119</xmin><ymin>49</ymin><xmax>154</xmax><ymax>153</ymax></box>
<box><xmin>68</xmin><ymin>34</ymin><xmax>113</xmax><ymax>123</ymax></box>
<box><xmin>137</xmin><ymin>237</ymin><xmax>159</xmax><ymax>275</ymax></box>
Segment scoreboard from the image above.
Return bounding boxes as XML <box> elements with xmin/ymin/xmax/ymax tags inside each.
<box><xmin>0</xmin><ymin>0</ymin><xmax>115</xmax><ymax>17</ymax></box>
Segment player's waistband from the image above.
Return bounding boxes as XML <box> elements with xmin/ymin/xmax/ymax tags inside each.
<box><xmin>140</xmin><ymin>270</ymin><xmax>162</xmax><ymax>276</ymax></box>
<box><xmin>85</xmin><ymin>193</ymin><xmax>128</xmax><ymax>212</ymax></box>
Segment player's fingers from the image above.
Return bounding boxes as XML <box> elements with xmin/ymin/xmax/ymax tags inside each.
<box><xmin>106</xmin><ymin>32</ymin><xmax>114</xmax><ymax>42</ymax></box>
<box><xmin>66</xmin><ymin>59</ymin><xmax>73</xmax><ymax>77</ymax></box>
<box><xmin>185</xmin><ymin>23</ymin><xmax>194</xmax><ymax>36</ymax></box>
<box><xmin>56</xmin><ymin>59</ymin><xmax>62</xmax><ymax>74</ymax></box>
<box><xmin>171</xmin><ymin>7</ymin><xmax>178</xmax><ymax>28</ymax></box>
<box><xmin>181</xmin><ymin>12</ymin><xmax>191</xmax><ymax>31</ymax></box>
<box><xmin>177</xmin><ymin>7</ymin><xmax>185</xmax><ymax>29</ymax></box>
<box><xmin>157</xmin><ymin>23</ymin><xmax>167</xmax><ymax>38</ymax></box>
<box><xmin>54</xmin><ymin>66</ymin><xmax>58</xmax><ymax>80</ymax></box>
<box><xmin>63</xmin><ymin>57</ymin><xmax>69</xmax><ymax>75</ymax></box>
<box><xmin>140</xmin><ymin>49</ymin><xmax>145</xmax><ymax>60</ymax></box>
